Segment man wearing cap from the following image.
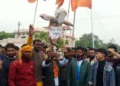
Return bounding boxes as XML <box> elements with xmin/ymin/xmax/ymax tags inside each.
<box><xmin>8</xmin><ymin>44</ymin><xmax>37</xmax><ymax>86</ymax></box>
<box><xmin>89</xmin><ymin>48</ymin><xmax>115</xmax><ymax>86</ymax></box>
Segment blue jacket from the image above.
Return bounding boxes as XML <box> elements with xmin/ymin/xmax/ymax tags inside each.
<box><xmin>89</xmin><ymin>61</ymin><xmax>115</xmax><ymax>86</ymax></box>
<box><xmin>0</xmin><ymin>54</ymin><xmax>16</xmax><ymax>86</ymax></box>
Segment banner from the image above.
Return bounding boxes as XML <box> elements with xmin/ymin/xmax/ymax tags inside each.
<box><xmin>49</xmin><ymin>26</ymin><xmax>63</xmax><ymax>39</ymax></box>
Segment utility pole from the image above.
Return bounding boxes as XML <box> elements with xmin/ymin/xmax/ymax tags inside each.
<box><xmin>17</xmin><ymin>21</ymin><xmax>21</xmax><ymax>38</ymax></box>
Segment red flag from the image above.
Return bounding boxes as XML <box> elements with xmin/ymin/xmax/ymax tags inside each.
<box><xmin>28</xmin><ymin>0</ymin><xmax>36</xmax><ymax>3</ymax></box>
<box><xmin>56</xmin><ymin>0</ymin><xmax>64</xmax><ymax>8</ymax></box>
<box><xmin>71</xmin><ymin>0</ymin><xmax>92</xmax><ymax>11</ymax></box>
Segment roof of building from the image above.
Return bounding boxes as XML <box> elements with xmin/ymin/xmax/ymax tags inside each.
<box><xmin>14</xmin><ymin>27</ymin><xmax>47</xmax><ymax>34</ymax></box>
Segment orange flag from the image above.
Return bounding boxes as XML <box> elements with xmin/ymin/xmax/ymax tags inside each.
<box><xmin>71</xmin><ymin>0</ymin><xmax>92</xmax><ymax>11</ymax></box>
<box><xmin>56</xmin><ymin>0</ymin><xmax>64</xmax><ymax>8</ymax></box>
<box><xmin>28</xmin><ymin>0</ymin><xmax>36</xmax><ymax>3</ymax></box>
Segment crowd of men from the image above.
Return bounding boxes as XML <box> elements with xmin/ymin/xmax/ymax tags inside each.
<box><xmin>0</xmin><ymin>25</ymin><xmax>120</xmax><ymax>86</ymax></box>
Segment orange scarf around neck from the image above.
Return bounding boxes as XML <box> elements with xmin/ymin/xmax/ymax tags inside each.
<box><xmin>53</xmin><ymin>60</ymin><xmax>59</xmax><ymax>78</ymax></box>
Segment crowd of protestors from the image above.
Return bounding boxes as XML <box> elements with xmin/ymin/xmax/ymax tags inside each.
<box><xmin>0</xmin><ymin>25</ymin><xmax>120</xmax><ymax>86</ymax></box>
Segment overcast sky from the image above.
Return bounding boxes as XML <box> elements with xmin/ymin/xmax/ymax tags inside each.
<box><xmin>0</xmin><ymin>0</ymin><xmax>120</xmax><ymax>44</ymax></box>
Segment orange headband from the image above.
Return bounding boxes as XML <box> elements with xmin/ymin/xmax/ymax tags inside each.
<box><xmin>20</xmin><ymin>45</ymin><xmax>32</xmax><ymax>53</ymax></box>
<box><xmin>19</xmin><ymin>45</ymin><xmax>32</xmax><ymax>64</ymax></box>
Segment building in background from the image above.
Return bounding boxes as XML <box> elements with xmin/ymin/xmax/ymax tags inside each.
<box><xmin>0</xmin><ymin>26</ymin><xmax>76</xmax><ymax>47</ymax></box>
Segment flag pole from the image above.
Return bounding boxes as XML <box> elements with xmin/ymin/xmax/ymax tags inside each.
<box><xmin>72</xmin><ymin>11</ymin><xmax>76</xmax><ymax>47</ymax></box>
<box><xmin>33</xmin><ymin>0</ymin><xmax>39</xmax><ymax>26</ymax></box>
<box><xmin>64</xmin><ymin>0</ymin><xmax>71</xmax><ymax>45</ymax></box>
<box><xmin>90</xmin><ymin>9</ymin><xmax>95</xmax><ymax>48</ymax></box>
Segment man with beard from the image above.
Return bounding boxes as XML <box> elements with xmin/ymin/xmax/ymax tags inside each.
<box><xmin>67</xmin><ymin>47</ymin><xmax>90</xmax><ymax>86</ymax></box>
<box><xmin>106</xmin><ymin>44</ymin><xmax>120</xmax><ymax>86</ymax></box>
<box><xmin>8</xmin><ymin>44</ymin><xmax>37</xmax><ymax>86</ymax></box>
<box><xmin>27</xmin><ymin>25</ymin><xmax>44</xmax><ymax>86</ymax></box>
<box><xmin>71</xmin><ymin>47</ymin><xmax>76</xmax><ymax>58</ymax></box>
<box><xmin>0</xmin><ymin>43</ymin><xmax>17</xmax><ymax>86</ymax></box>
<box><xmin>86</xmin><ymin>48</ymin><xmax>96</xmax><ymax>65</ymax></box>
<box><xmin>31</xmin><ymin>39</ymin><xmax>44</xmax><ymax>86</ymax></box>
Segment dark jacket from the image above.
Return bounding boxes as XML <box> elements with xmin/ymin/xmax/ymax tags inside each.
<box><xmin>59</xmin><ymin>58</ymin><xmax>72</xmax><ymax>86</ymax></box>
<box><xmin>0</xmin><ymin>54</ymin><xmax>16</xmax><ymax>86</ymax></box>
<box><xmin>43</xmin><ymin>59</ymin><xmax>59</xmax><ymax>86</ymax></box>
<box><xmin>59</xmin><ymin>58</ymin><xmax>72</xmax><ymax>81</ymax></box>
<box><xmin>67</xmin><ymin>58</ymin><xmax>90</xmax><ymax>86</ymax></box>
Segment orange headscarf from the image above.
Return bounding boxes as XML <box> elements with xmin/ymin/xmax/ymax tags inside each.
<box><xmin>18</xmin><ymin>45</ymin><xmax>32</xmax><ymax>64</ymax></box>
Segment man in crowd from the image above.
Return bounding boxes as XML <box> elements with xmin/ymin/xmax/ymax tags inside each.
<box><xmin>89</xmin><ymin>48</ymin><xmax>115</xmax><ymax>86</ymax></box>
<box><xmin>67</xmin><ymin>47</ymin><xmax>90</xmax><ymax>86</ymax></box>
<box><xmin>14</xmin><ymin>46</ymin><xmax>20</xmax><ymax>58</ymax></box>
<box><xmin>27</xmin><ymin>25</ymin><xmax>44</xmax><ymax>86</ymax></box>
<box><xmin>107</xmin><ymin>44</ymin><xmax>120</xmax><ymax>86</ymax></box>
<box><xmin>42</xmin><ymin>45</ymin><xmax>69</xmax><ymax>86</ymax></box>
<box><xmin>86</xmin><ymin>48</ymin><xmax>96</xmax><ymax>65</ymax></box>
<box><xmin>71</xmin><ymin>47</ymin><xmax>76</xmax><ymax>58</ymax></box>
<box><xmin>59</xmin><ymin>47</ymin><xmax>72</xmax><ymax>86</ymax></box>
<box><xmin>42</xmin><ymin>49</ymin><xmax>59</xmax><ymax>86</ymax></box>
<box><xmin>9</xmin><ymin>44</ymin><xmax>37</xmax><ymax>86</ymax></box>
<box><xmin>0</xmin><ymin>43</ymin><xmax>17</xmax><ymax>86</ymax></box>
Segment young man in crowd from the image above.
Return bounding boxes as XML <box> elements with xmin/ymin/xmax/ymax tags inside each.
<box><xmin>42</xmin><ymin>49</ymin><xmax>59</xmax><ymax>86</ymax></box>
<box><xmin>67</xmin><ymin>47</ymin><xmax>90</xmax><ymax>86</ymax></box>
<box><xmin>0</xmin><ymin>43</ymin><xmax>17</xmax><ymax>86</ymax></box>
<box><xmin>89</xmin><ymin>48</ymin><xmax>115</xmax><ymax>86</ymax></box>
<box><xmin>14</xmin><ymin>46</ymin><xmax>20</xmax><ymax>58</ymax></box>
<box><xmin>71</xmin><ymin>47</ymin><xmax>76</xmax><ymax>58</ymax></box>
<box><xmin>42</xmin><ymin>45</ymin><xmax>69</xmax><ymax>86</ymax></box>
<box><xmin>9</xmin><ymin>44</ymin><xmax>37</xmax><ymax>86</ymax></box>
<box><xmin>107</xmin><ymin>44</ymin><xmax>120</xmax><ymax>86</ymax></box>
<box><xmin>59</xmin><ymin>47</ymin><xmax>72</xmax><ymax>86</ymax></box>
<box><xmin>107</xmin><ymin>44</ymin><xmax>120</xmax><ymax>67</ymax></box>
<box><xmin>86</xmin><ymin>48</ymin><xmax>96</xmax><ymax>65</ymax></box>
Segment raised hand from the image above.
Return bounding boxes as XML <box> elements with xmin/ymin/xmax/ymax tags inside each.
<box><xmin>29</xmin><ymin>24</ymin><xmax>34</xmax><ymax>36</ymax></box>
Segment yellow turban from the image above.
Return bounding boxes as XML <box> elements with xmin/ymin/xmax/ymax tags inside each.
<box><xmin>18</xmin><ymin>45</ymin><xmax>32</xmax><ymax>64</ymax></box>
<box><xmin>20</xmin><ymin>45</ymin><xmax>32</xmax><ymax>53</ymax></box>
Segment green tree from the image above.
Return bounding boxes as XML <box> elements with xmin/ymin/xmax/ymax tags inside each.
<box><xmin>34</xmin><ymin>31</ymin><xmax>70</xmax><ymax>48</ymax></box>
<box><xmin>75</xmin><ymin>33</ymin><xmax>107</xmax><ymax>48</ymax></box>
<box><xmin>0</xmin><ymin>31</ymin><xmax>15</xmax><ymax>40</ymax></box>
<box><xmin>34</xmin><ymin>31</ymin><xmax>49</xmax><ymax>42</ymax></box>
<box><xmin>57</xmin><ymin>39</ymin><xmax>69</xmax><ymax>48</ymax></box>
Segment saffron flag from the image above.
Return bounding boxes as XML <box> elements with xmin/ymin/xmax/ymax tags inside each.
<box><xmin>56</xmin><ymin>0</ymin><xmax>64</xmax><ymax>8</ymax></box>
<box><xmin>71</xmin><ymin>0</ymin><xmax>92</xmax><ymax>11</ymax></box>
<box><xmin>28</xmin><ymin>0</ymin><xmax>36</xmax><ymax>3</ymax></box>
